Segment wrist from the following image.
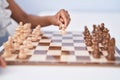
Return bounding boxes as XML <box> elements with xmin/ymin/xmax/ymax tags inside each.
<box><xmin>48</xmin><ymin>16</ymin><xmax>54</xmax><ymax>25</ymax></box>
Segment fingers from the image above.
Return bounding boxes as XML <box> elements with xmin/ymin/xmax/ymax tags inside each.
<box><xmin>0</xmin><ymin>57</ymin><xmax>6</xmax><ymax>68</ymax></box>
<box><xmin>57</xmin><ymin>9</ymin><xmax>71</xmax><ymax>29</ymax></box>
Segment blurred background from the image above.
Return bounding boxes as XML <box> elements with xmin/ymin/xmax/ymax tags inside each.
<box><xmin>15</xmin><ymin>0</ymin><xmax>120</xmax><ymax>14</ymax></box>
<box><xmin>15</xmin><ymin>0</ymin><xmax>120</xmax><ymax>48</ymax></box>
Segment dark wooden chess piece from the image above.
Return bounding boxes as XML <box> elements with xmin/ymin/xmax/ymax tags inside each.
<box><xmin>100</xmin><ymin>23</ymin><xmax>105</xmax><ymax>31</ymax></box>
<box><xmin>92</xmin><ymin>39</ymin><xmax>102</xmax><ymax>58</ymax></box>
<box><xmin>85</xmin><ymin>35</ymin><xmax>93</xmax><ymax>46</ymax></box>
<box><xmin>106</xmin><ymin>38</ymin><xmax>115</xmax><ymax>61</ymax></box>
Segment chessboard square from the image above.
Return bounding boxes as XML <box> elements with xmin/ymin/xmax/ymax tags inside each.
<box><xmin>90</xmin><ymin>55</ymin><xmax>107</xmax><ymax>62</ymax></box>
<box><xmin>53</xmin><ymin>34</ymin><xmax>62</xmax><ymax>37</ymax></box>
<box><xmin>73</xmin><ymin>40</ymin><xmax>84</xmax><ymax>43</ymax></box>
<box><xmin>74</xmin><ymin>43</ymin><xmax>86</xmax><ymax>47</ymax></box>
<box><xmin>4</xmin><ymin>54</ymin><xmax>17</xmax><ymax>61</ymax></box>
<box><xmin>75</xmin><ymin>51</ymin><xmax>90</xmax><ymax>56</ymax></box>
<box><xmin>39</xmin><ymin>42</ymin><xmax>50</xmax><ymax>46</ymax></box>
<box><xmin>35</xmin><ymin>46</ymin><xmax>49</xmax><ymax>50</ymax></box>
<box><xmin>71</xmin><ymin>31</ymin><xmax>82</xmax><ymax>34</ymax></box>
<box><xmin>52</xmin><ymin>40</ymin><xmax>62</xmax><ymax>43</ymax></box>
<box><xmin>43</xmin><ymin>34</ymin><xmax>52</xmax><ymax>38</ymax></box>
<box><xmin>73</xmin><ymin>37</ymin><xmax>84</xmax><ymax>40</ymax></box>
<box><xmin>73</xmin><ymin>34</ymin><xmax>82</xmax><ymax>37</ymax></box>
<box><xmin>115</xmin><ymin>51</ymin><xmax>120</xmax><ymax>57</ymax></box>
<box><xmin>46</xmin><ymin>55</ymin><xmax>60</xmax><ymax>61</ymax></box>
<box><xmin>62</xmin><ymin>43</ymin><xmax>74</xmax><ymax>46</ymax></box>
<box><xmin>62</xmin><ymin>51</ymin><xmax>74</xmax><ymax>55</ymax></box>
<box><xmin>16</xmin><ymin>55</ymin><xmax>31</xmax><ymax>60</ymax></box>
<box><xmin>49</xmin><ymin>46</ymin><xmax>61</xmax><ymax>50</ymax></box>
<box><xmin>43</xmin><ymin>31</ymin><xmax>53</xmax><ymax>34</ymax></box>
<box><xmin>62</xmin><ymin>40</ymin><xmax>73</xmax><ymax>43</ymax></box>
<box><xmin>66</xmin><ymin>31</ymin><xmax>72</xmax><ymax>34</ymax></box>
<box><xmin>62</xmin><ymin>33</ymin><xmax>72</xmax><ymax>37</ymax></box>
<box><xmin>29</xmin><ymin>55</ymin><xmax>46</xmax><ymax>61</ymax></box>
<box><xmin>53</xmin><ymin>31</ymin><xmax>61</xmax><ymax>34</ymax></box>
<box><xmin>115</xmin><ymin>47</ymin><xmax>120</xmax><ymax>55</ymax></box>
<box><xmin>76</xmin><ymin>56</ymin><xmax>90</xmax><ymax>61</ymax></box>
<box><xmin>39</xmin><ymin>39</ymin><xmax>51</xmax><ymax>43</ymax></box>
<box><xmin>75</xmin><ymin>47</ymin><xmax>87</xmax><ymax>50</ymax></box>
<box><xmin>41</xmin><ymin>36</ymin><xmax>49</xmax><ymax>39</ymax></box>
<box><xmin>62</xmin><ymin>46</ymin><xmax>75</xmax><ymax>51</ymax></box>
<box><xmin>47</xmin><ymin>50</ymin><xmax>61</xmax><ymax>56</ymax></box>
<box><xmin>61</xmin><ymin>55</ymin><xmax>76</xmax><ymax>62</ymax></box>
<box><xmin>50</xmin><ymin>43</ymin><xmax>62</xmax><ymax>46</ymax></box>
<box><xmin>62</xmin><ymin>36</ymin><xmax>73</xmax><ymax>39</ymax></box>
<box><xmin>115</xmin><ymin>57</ymin><xmax>120</xmax><ymax>61</ymax></box>
<box><xmin>52</xmin><ymin>37</ymin><xmax>62</xmax><ymax>40</ymax></box>
<box><xmin>34</xmin><ymin>50</ymin><xmax>47</xmax><ymax>55</ymax></box>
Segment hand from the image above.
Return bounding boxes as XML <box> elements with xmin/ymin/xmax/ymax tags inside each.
<box><xmin>51</xmin><ymin>9</ymin><xmax>71</xmax><ymax>30</ymax></box>
<box><xmin>0</xmin><ymin>57</ymin><xmax>6</xmax><ymax>68</ymax></box>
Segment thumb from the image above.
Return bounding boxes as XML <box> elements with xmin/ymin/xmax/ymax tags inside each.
<box><xmin>57</xmin><ymin>19</ymin><xmax>63</xmax><ymax>30</ymax></box>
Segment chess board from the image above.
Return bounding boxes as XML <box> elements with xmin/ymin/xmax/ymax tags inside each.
<box><xmin>1</xmin><ymin>31</ymin><xmax>120</xmax><ymax>67</ymax></box>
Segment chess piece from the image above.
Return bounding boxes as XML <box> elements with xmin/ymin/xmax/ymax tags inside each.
<box><xmin>23</xmin><ymin>37</ymin><xmax>33</xmax><ymax>49</ymax></box>
<box><xmin>107</xmin><ymin>38</ymin><xmax>115</xmax><ymax>61</ymax></box>
<box><xmin>85</xmin><ymin>35</ymin><xmax>92</xmax><ymax>46</ymax></box>
<box><xmin>2</xmin><ymin>41</ymin><xmax>12</xmax><ymax>58</ymax></box>
<box><xmin>61</xmin><ymin>24</ymin><xmax>66</xmax><ymax>35</ymax></box>
<box><xmin>31</xmin><ymin>25</ymin><xmax>41</xmax><ymax>41</ymax></box>
<box><xmin>35</xmin><ymin>25</ymin><xmax>42</xmax><ymax>36</ymax></box>
<box><xmin>23</xmin><ymin>23</ymin><xmax>32</xmax><ymax>36</ymax></box>
<box><xmin>100</xmin><ymin>23</ymin><xmax>105</xmax><ymax>31</ymax></box>
<box><xmin>31</xmin><ymin>30</ymin><xmax>39</xmax><ymax>42</ymax></box>
<box><xmin>92</xmin><ymin>39</ymin><xmax>101</xmax><ymax>58</ymax></box>
<box><xmin>18</xmin><ymin>45</ymin><xmax>28</xmax><ymax>59</ymax></box>
<box><xmin>92</xmin><ymin>24</ymin><xmax>96</xmax><ymax>34</ymax></box>
<box><xmin>104</xmin><ymin>33</ymin><xmax>110</xmax><ymax>50</ymax></box>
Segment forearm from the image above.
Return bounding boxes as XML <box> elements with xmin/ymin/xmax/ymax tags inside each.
<box><xmin>7</xmin><ymin>0</ymin><xmax>53</xmax><ymax>28</ymax></box>
<box><xmin>27</xmin><ymin>14</ymin><xmax>53</xmax><ymax>27</ymax></box>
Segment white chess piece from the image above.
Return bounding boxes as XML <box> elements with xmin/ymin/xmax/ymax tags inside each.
<box><xmin>23</xmin><ymin>37</ymin><xmax>33</xmax><ymax>49</ymax></box>
<box><xmin>18</xmin><ymin>45</ymin><xmax>28</xmax><ymax>59</ymax></box>
<box><xmin>61</xmin><ymin>24</ymin><xmax>66</xmax><ymax>35</ymax></box>
<box><xmin>2</xmin><ymin>42</ymin><xmax>12</xmax><ymax>58</ymax></box>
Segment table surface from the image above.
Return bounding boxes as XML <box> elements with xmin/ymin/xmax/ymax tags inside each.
<box><xmin>0</xmin><ymin>12</ymin><xmax>120</xmax><ymax>80</ymax></box>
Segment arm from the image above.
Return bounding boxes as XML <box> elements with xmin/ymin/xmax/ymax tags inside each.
<box><xmin>7</xmin><ymin>0</ymin><xmax>70</xmax><ymax>28</ymax></box>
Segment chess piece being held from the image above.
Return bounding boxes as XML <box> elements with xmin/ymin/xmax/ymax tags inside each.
<box><xmin>59</xmin><ymin>17</ymin><xmax>66</xmax><ymax>35</ymax></box>
<box><xmin>61</xmin><ymin>24</ymin><xmax>66</xmax><ymax>35</ymax></box>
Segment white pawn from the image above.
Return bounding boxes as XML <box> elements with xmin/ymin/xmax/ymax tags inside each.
<box><xmin>18</xmin><ymin>45</ymin><xmax>28</xmax><ymax>59</ymax></box>
<box><xmin>23</xmin><ymin>37</ymin><xmax>33</xmax><ymax>49</ymax></box>
<box><xmin>61</xmin><ymin>24</ymin><xmax>66</xmax><ymax>35</ymax></box>
<box><xmin>31</xmin><ymin>25</ymin><xmax>41</xmax><ymax>42</ymax></box>
<box><xmin>35</xmin><ymin>25</ymin><xmax>41</xmax><ymax>36</ymax></box>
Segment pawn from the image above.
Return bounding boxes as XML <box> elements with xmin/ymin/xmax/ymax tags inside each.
<box><xmin>106</xmin><ymin>38</ymin><xmax>115</xmax><ymax>61</ymax></box>
<box><xmin>23</xmin><ymin>37</ymin><xmax>33</xmax><ymax>49</ymax></box>
<box><xmin>2</xmin><ymin>42</ymin><xmax>12</xmax><ymax>58</ymax></box>
<box><xmin>35</xmin><ymin>25</ymin><xmax>42</xmax><ymax>36</ymax></box>
<box><xmin>31</xmin><ymin>31</ymin><xmax>39</xmax><ymax>42</ymax></box>
<box><xmin>92</xmin><ymin>40</ymin><xmax>101</xmax><ymax>58</ymax></box>
<box><xmin>61</xmin><ymin>24</ymin><xmax>66</xmax><ymax>35</ymax></box>
<box><xmin>18</xmin><ymin>45</ymin><xmax>28</xmax><ymax>59</ymax></box>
